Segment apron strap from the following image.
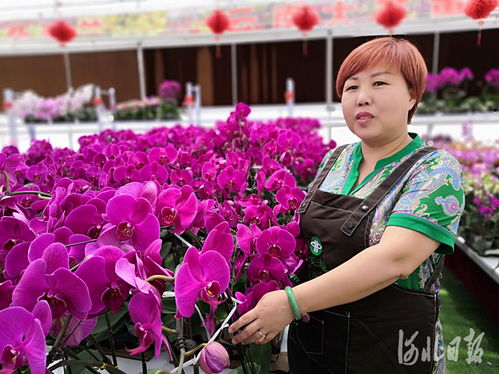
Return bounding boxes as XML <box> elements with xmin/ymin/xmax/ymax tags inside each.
<box><xmin>340</xmin><ymin>146</ymin><xmax>437</xmax><ymax>236</ymax></box>
<box><xmin>297</xmin><ymin>144</ymin><xmax>348</xmax><ymax>214</ymax></box>
<box><xmin>423</xmin><ymin>255</ymin><xmax>445</xmax><ymax>292</ymax></box>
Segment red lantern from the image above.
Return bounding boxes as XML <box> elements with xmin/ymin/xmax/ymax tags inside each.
<box><xmin>92</xmin><ymin>97</ymin><xmax>102</xmax><ymax>106</ymax></box>
<box><xmin>292</xmin><ymin>6</ymin><xmax>320</xmax><ymax>56</ymax></box>
<box><xmin>464</xmin><ymin>0</ymin><xmax>498</xmax><ymax>45</ymax></box>
<box><xmin>206</xmin><ymin>10</ymin><xmax>230</xmax><ymax>59</ymax></box>
<box><xmin>48</xmin><ymin>20</ymin><xmax>77</xmax><ymax>47</ymax></box>
<box><xmin>3</xmin><ymin>101</ymin><xmax>12</xmax><ymax>111</ymax></box>
<box><xmin>375</xmin><ymin>1</ymin><xmax>407</xmax><ymax>34</ymax></box>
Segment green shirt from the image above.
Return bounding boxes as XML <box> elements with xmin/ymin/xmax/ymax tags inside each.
<box><xmin>316</xmin><ymin>133</ymin><xmax>465</xmax><ymax>291</ymax></box>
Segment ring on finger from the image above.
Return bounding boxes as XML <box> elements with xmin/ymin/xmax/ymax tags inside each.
<box><xmin>256</xmin><ymin>330</ymin><xmax>266</xmax><ymax>339</ymax></box>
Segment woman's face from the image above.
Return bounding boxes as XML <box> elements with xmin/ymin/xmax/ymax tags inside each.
<box><xmin>341</xmin><ymin>63</ymin><xmax>416</xmax><ymax>145</ymax></box>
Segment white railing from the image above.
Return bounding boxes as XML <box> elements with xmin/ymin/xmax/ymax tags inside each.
<box><xmin>1</xmin><ymin>110</ymin><xmax>498</xmax><ymax>151</ymax></box>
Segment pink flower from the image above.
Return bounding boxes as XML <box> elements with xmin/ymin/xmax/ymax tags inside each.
<box><xmin>198</xmin><ymin>342</ymin><xmax>230</xmax><ymax>374</ymax></box>
<box><xmin>174</xmin><ymin>247</ymin><xmax>230</xmax><ymax>318</ymax></box>
<box><xmin>264</xmin><ymin>169</ymin><xmax>296</xmax><ymax>191</ymax></box>
<box><xmin>157</xmin><ymin>185</ymin><xmax>198</xmax><ymax>234</ymax></box>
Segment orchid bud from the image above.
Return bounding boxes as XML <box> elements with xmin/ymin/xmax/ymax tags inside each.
<box><xmin>198</xmin><ymin>342</ymin><xmax>230</xmax><ymax>374</ymax></box>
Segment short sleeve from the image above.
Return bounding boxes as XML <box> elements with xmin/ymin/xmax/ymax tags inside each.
<box><xmin>386</xmin><ymin>150</ymin><xmax>465</xmax><ymax>254</ymax></box>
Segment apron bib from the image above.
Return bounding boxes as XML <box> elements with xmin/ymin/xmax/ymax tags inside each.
<box><xmin>288</xmin><ymin>145</ymin><xmax>443</xmax><ymax>374</ymax></box>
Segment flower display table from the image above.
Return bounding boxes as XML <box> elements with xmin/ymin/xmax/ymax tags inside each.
<box><xmin>445</xmin><ymin>238</ymin><xmax>499</xmax><ymax>325</ymax></box>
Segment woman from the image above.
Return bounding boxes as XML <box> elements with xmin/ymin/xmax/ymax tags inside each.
<box><xmin>228</xmin><ymin>37</ymin><xmax>464</xmax><ymax>373</ymax></box>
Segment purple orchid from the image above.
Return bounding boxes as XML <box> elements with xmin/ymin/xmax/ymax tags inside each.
<box><xmin>127</xmin><ymin>291</ymin><xmax>171</xmax><ymax>359</ymax></box>
<box><xmin>484</xmin><ymin>68</ymin><xmax>499</xmax><ymax>88</ymax></box>
<box><xmin>236</xmin><ymin>223</ymin><xmax>261</xmax><ymax>255</ymax></box>
<box><xmin>12</xmin><ymin>243</ymin><xmax>91</xmax><ymax>320</ymax></box>
<box><xmin>0</xmin><ymin>301</ymin><xmax>51</xmax><ymax>374</ymax></box>
<box><xmin>198</xmin><ymin>342</ymin><xmax>230</xmax><ymax>374</ymax></box>
<box><xmin>158</xmin><ymin>80</ymin><xmax>181</xmax><ymax>101</ymax></box>
<box><xmin>235</xmin><ymin>280</ymin><xmax>280</xmax><ymax>315</ymax></box>
<box><xmin>243</xmin><ymin>204</ymin><xmax>277</xmax><ymax>230</ymax></box>
<box><xmin>75</xmin><ymin>245</ymin><xmax>130</xmax><ymax>315</ymax></box>
<box><xmin>247</xmin><ymin>253</ymin><xmax>285</xmax><ymax>283</ymax></box>
<box><xmin>99</xmin><ymin>194</ymin><xmax>159</xmax><ymax>252</ymax></box>
<box><xmin>217</xmin><ymin>166</ymin><xmax>246</xmax><ymax>195</ymax></box>
<box><xmin>0</xmin><ymin>280</ymin><xmax>14</xmax><ymax>309</ymax></box>
<box><xmin>256</xmin><ymin>226</ymin><xmax>296</xmax><ymax>265</ymax></box>
<box><xmin>156</xmin><ymin>185</ymin><xmax>198</xmax><ymax>234</ymax></box>
<box><xmin>264</xmin><ymin>168</ymin><xmax>296</xmax><ymax>191</ymax></box>
<box><xmin>200</xmin><ymin>221</ymin><xmax>234</xmax><ymax>263</ymax></box>
<box><xmin>170</xmin><ymin>169</ymin><xmax>193</xmax><ymax>187</ymax></box>
<box><xmin>174</xmin><ymin>247</ymin><xmax>230</xmax><ymax>318</ymax></box>
<box><xmin>201</xmin><ymin>161</ymin><xmax>219</xmax><ymax>182</ymax></box>
<box><xmin>0</xmin><ymin>216</ymin><xmax>36</xmax><ymax>279</ymax></box>
<box><xmin>149</xmin><ymin>146</ymin><xmax>178</xmax><ymax>166</ymax></box>
<box><xmin>139</xmin><ymin>161</ymin><xmax>169</xmax><ymax>184</ymax></box>
<box><xmin>0</xmin><ymin>153</ymin><xmax>23</xmax><ymax>192</ymax></box>
<box><xmin>275</xmin><ymin>185</ymin><xmax>306</xmax><ymax>213</ymax></box>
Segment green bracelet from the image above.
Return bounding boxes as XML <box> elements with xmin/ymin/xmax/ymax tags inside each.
<box><xmin>285</xmin><ymin>286</ymin><xmax>302</xmax><ymax>320</ymax></box>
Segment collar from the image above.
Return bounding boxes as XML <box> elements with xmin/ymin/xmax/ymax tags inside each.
<box><xmin>352</xmin><ymin>133</ymin><xmax>424</xmax><ymax>170</ymax></box>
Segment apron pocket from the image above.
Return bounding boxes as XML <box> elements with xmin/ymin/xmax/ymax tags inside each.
<box><xmin>296</xmin><ymin>313</ymin><xmax>325</xmax><ymax>355</ymax></box>
<box><xmin>322</xmin><ymin>308</ymin><xmax>350</xmax><ymax>373</ymax></box>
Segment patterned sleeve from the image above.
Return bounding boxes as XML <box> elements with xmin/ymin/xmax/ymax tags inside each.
<box><xmin>386</xmin><ymin>150</ymin><xmax>465</xmax><ymax>254</ymax></box>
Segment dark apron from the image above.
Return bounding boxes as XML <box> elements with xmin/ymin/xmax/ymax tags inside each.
<box><xmin>288</xmin><ymin>145</ymin><xmax>443</xmax><ymax>374</ymax></box>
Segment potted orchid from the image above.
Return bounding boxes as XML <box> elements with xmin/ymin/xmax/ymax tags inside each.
<box><xmin>419</xmin><ymin>67</ymin><xmax>499</xmax><ymax>114</ymax></box>
<box><xmin>0</xmin><ymin>103</ymin><xmax>334</xmax><ymax>373</ymax></box>
<box><xmin>425</xmin><ymin>136</ymin><xmax>499</xmax><ymax>256</ymax></box>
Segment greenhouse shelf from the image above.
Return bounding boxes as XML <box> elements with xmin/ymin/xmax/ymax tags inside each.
<box><xmin>455</xmin><ymin>237</ymin><xmax>499</xmax><ymax>285</ymax></box>
<box><xmin>446</xmin><ymin>238</ymin><xmax>499</xmax><ymax>325</ymax></box>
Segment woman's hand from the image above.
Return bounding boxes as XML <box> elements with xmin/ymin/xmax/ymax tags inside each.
<box><xmin>228</xmin><ymin>289</ymin><xmax>294</xmax><ymax>345</ymax></box>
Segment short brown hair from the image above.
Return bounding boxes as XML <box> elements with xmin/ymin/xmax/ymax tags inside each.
<box><xmin>336</xmin><ymin>37</ymin><xmax>427</xmax><ymax>124</ymax></box>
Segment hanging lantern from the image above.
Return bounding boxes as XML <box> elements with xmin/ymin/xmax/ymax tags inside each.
<box><xmin>374</xmin><ymin>1</ymin><xmax>407</xmax><ymax>34</ymax></box>
<box><xmin>48</xmin><ymin>20</ymin><xmax>77</xmax><ymax>47</ymax></box>
<box><xmin>3</xmin><ymin>101</ymin><xmax>13</xmax><ymax>111</ymax></box>
<box><xmin>92</xmin><ymin>97</ymin><xmax>102</xmax><ymax>106</ymax></box>
<box><xmin>206</xmin><ymin>10</ymin><xmax>230</xmax><ymax>59</ymax></box>
<box><xmin>292</xmin><ymin>6</ymin><xmax>319</xmax><ymax>56</ymax></box>
<box><xmin>464</xmin><ymin>0</ymin><xmax>498</xmax><ymax>45</ymax></box>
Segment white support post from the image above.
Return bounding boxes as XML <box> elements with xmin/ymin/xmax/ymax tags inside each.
<box><xmin>194</xmin><ymin>84</ymin><xmax>202</xmax><ymax>126</ymax></box>
<box><xmin>185</xmin><ymin>82</ymin><xmax>193</xmax><ymax>125</ymax></box>
<box><xmin>64</xmin><ymin>51</ymin><xmax>73</xmax><ymax>91</ymax></box>
<box><xmin>137</xmin><ymin>41</ymin><xmax>146</xmax><ymax>100</ymax></box>
<box><xmin>231</xmin><ymin>43</ymin><xmax>238</xmax><ymax>106</ymax></box>
<box><xmin>108</xmin><ymin>88</ymin><xmax>116</xmax><ymax>130</ymax></box>
<box><xmin>286</xmin><ymin>78</ymin><xmax>295</xmax><ymax>117</ymax></box>
<box><xmin>95</xmin><ymin>86</ymin><xmax>104</xmax><ymax>133</ymax></box>
<box><xmin>3</xmin><ymin>89</ymin><xmax>18</xmax><ymax>146</ymax></box>
<box><xmin>432</xmin><ymin>31</ymin><xmax>440</xmax><ymax>75</ymax></box>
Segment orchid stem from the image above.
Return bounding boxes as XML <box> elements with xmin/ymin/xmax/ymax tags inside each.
<box><xmin>105</xmin><ymin>311</ymin><xmax>118</xmax><ymax>367</ymax></box>
<box><xmin>3</xmin><ymin>190</ymin><xmax>52</xmax><ymax>198</ymax></box>
<box><xmin>141</xmin><ymin>352</ymin><xmax>147</xmax><ymax>374</ymax></box>
<box><xmin>176</xmin><ymin>317</ymin><xmax>185</xmax><ymax>374</ymax></box>
<box><xmin>87</xmin><ymin>334</ymin><xmax>112</xmax><ymax>363</ymax></box>
<box><xmin>184</xmin><ymin>343</ymin><xmax>206</xmax><ymax>358</ymax></box>
<box><xmin>51</xmin><ymin>315</ymin><xmax>72</xmax><ymax>353</ymax></box>
<box><xmin>65</xmin><ymin>239</ymin><xmax>97</xmax><ymax>247</ymax></box>
<box><xmin>2</xmin><ymin>171</ymin><xmax>10</xmax><ymax>193</ymax></box>
<box><xmin>162</xmin><ymin>326</ymin><xmax>177</xmax><ymax>334</ymax></box>
<box><xmin>145</xmin><ymin>274</ymin><xmax>174</xmax><ymax>283</ymax></box>
<box><xmin>173</xmin><ymin>233</ymin><xmax>194</xmax><ymax>248</ymax></box>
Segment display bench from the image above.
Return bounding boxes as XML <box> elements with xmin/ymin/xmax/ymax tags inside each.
<box><xmin>446</xmin><ymin>237</ymin><xmax>499</xmax><ymax>325</ymax></box>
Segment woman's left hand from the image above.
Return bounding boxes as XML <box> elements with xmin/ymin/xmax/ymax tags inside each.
<box><xmin>228</xmin><ymin>289</ymin><xmax>294</xmax><ymax>345</ymax></box>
